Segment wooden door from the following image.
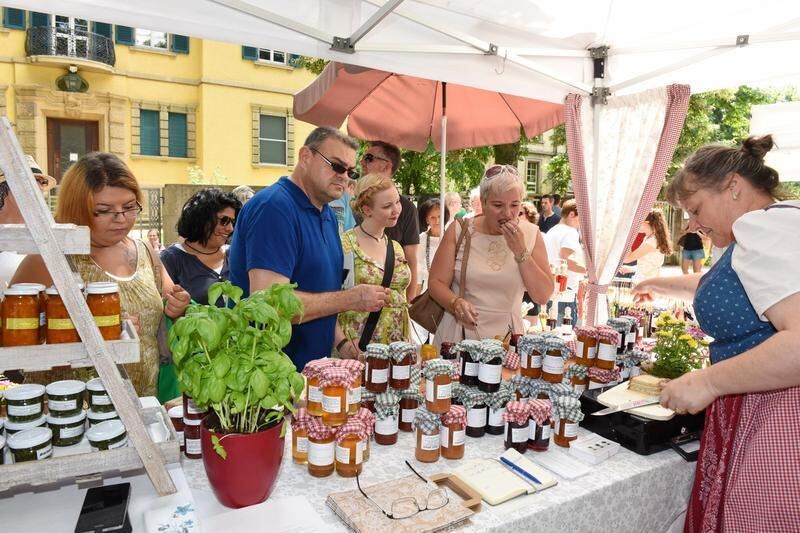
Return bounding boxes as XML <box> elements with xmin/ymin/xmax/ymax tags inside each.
<box><xmin>46</xmin><ymin>118</ymin><xmax>99</xmax><ymax>182</ymax></box>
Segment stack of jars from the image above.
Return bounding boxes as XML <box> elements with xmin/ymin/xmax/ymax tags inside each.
<box><xmin>3</xmin><ymin>383</ymin><xmax>51</xmax><ymax>463</ymax></box>
<box><xmin>527</xmin><ymin>399</ymin><xmax>552</xmax><ymax>452</ymax></box>
<box><xmin>552</xmin><ymin>396</ymin><xmax>584</xmax><ymax>448</ymax></box>
<box><xmin>182</xmin><ymin>392</ymin><xmax>206</xmax><ymax>459</ymax></box>
<box><xmin>45</xmin><ymin>380</ymin><xmax>87</xmax><ymax>448</ymax></box>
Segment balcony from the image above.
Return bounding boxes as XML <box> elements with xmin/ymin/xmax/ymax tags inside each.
<box><xmin>26</xmin><ymin>26</ymin><xmax>115</xmax><ymax>69</ymax></box>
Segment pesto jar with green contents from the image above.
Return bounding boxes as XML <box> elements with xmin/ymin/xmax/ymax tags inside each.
<box><xmin>86</xmin><ymin>378</ymin><xmax>114</xmax><ymax>413</ymax></box>
<box><xmin>87</xmin><ymin>419</ymin><xmax>127</xmax><ymax>451</ymax></box>
<box><xmin>4</xmin><ymin>414</ymin><xmax>46</xmax><ymax>436</ymax></box>
<box><xmin>4</xmin><ymin>384</ymin><xmax>46</xmax><ymax>423</ymax></box>
<box><xmin>8</xmin><ymin>426</ymin><xmax>53</xmax><ymax>463</ymax></box>
<box><xmin>46</xmin><ymin>380</ymin><xmax>86</xmax><ymax>417</ymax></box>
<box><xmin>87</xmin><ymin>409</ymin><xmax>119</xmax><ymax>426</ymax></box>
<box><xmin>47</xmin><ymin>411</ymin><xmax>86</xmax><ymax>447</ymax></box>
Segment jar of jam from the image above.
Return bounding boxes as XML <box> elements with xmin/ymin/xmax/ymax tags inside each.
<box><xmin>588</xmin><ymin>367</ymin><xmax>620</xmax><ymax>390</ymax></box>
<box><xmin>485</xmin><ymin>385</ymin><xmax>513</xmax><ymax>435</ymax></box>
<box><xmin>168</xmin><ymin>406</ymin><xmax>185</xmax><ymax>452</ymax></box>
<box><xmin>45</xmin><ymin>379</ymin><xmax>85</xmax><ymax>416</ymax></box>
<box><xmin>541</xmin><ymin>344</ymin><xmax>566</xmax><ymax>383</ymax></box>
<box><xmin>85</xmin><ymin>282</ymin><xmax>121</xmax><ymax>340</ymax></box>
<box><xmin>566</xmin><ymin>364</ymin><xmax>589</xmax><ymax>393</ymax></box>
<box><xmin>440</xmin><ymin>405</ymin><xmax>466</xmax><ymax>460</ymax></box>
<box><xmin>527</xmin><ymin>399</ymin><xmax>552</xmax><ymax>452</ymax></box>
<box><xmin>364</xmin><ymin>343</ymin><xmax>390</xmax><ymax>393</ymax></box>
<box><xmin>335</xmin><ymin>419</ymin><xmax>368</xmax><ymax>477</ymax></box>
<box><xmin>182</xmin><ymin>392</ymin><xmax>206</xmax><ymax>421</ymax></box>
<box><xmin>353</xmin><ymin>408</ymin><xmax>375</xmax><ymax>462</ymax></box>
<box><xmin>291</xmin><ymin>408</ymin><xmax>312</xmax><ymax>465</ymax></box>
<box><xmin>11</xmin><ymin>283</ymin><xmax>47</xmax><ymax>344</ymax></box>
<box><xmin>45</xmin><ymin>286</ymin><xmax>80</xmax><ymax>344</ymax></box>
<box><xmin>503</xmin><ymin>401</ymin><xmax>531</xmax><ymax>454</ymax></box>
<box><xmin>388</xmin><ymin>341</ymin><xmax>415</xmax><ymax>390</ymax></box>
<box><xmin>422</xmin><ymin>360</ymin><xmax>453</xmax><ymax>414</ymax></box>
<box><xmin>307</xmin><ymin>419</ymin><xmax>336</xmax><ymax>477</ymax></box>
<box><xmin>606</xmin><ymin>319</ymin><xmax>630</xmax><ymax>355</ymax></box>
<box><xmin>333</xmin><ymin>359</ymin><xmax>364</xmax><ymax>416</ymax></box>
<box><xmin>620</xmin><ymin>316</ymin><xmax>638</xmax><ymax>351</ymax></box>
<box><xmin>413</xmin><ymin>408</ymin><xmax>441</xmax><ymax>463</ymax></box>
<box><xmin>2</xmin><ymin>285</ymin><xmax>41</xmax><ymax>346</ymax></box>
<box><xmin>360</xmin><ymin>389</ymin><xmax>375</xmax><ymax>413</ymax></box>
<box><xmin>302</xmin><ymin>359</ymin><xmax>332</xmax><ymax>417</ymax></box>
<box><xmin>461</xmin><ymin>388</ymin><xmax>488</xmax><ymax>438</ymax></box>
<box><xmin>595</xmin><ymin>327</ymin><xmax>620</xmax><ymax>370</ymax></box>
<box><xmin>421</xmin><ymin>343</ymin><xmax>438</xmax><ymax>366</ymax></box>
<box><xmin>183</xmin><ymin>417</ymin><xmax>202</xmax><ymax>459</ymax></box>
<box><xmin>319</xmin><ymin>366</ymin><xmax>354</xmax><ymax>427</ymax></box>
<box><xmin>4</xmin><ymin>383</ymin><xmax>46</xmax><ymax>423</ymax></box>
<box><xmin>574</xmin><ymin>326</ymin><xmax>598</xmax><ymax>367</ymax></box>
<box><xmin>457</xmin><ymin>340</ymin><xmax>480</xmax><ymax>386</ymax></box>
<box><xmin>440</xmin><ymin>342</ymin><xmax>457</xmax><ymax>360</ymax></box>
<box><xmin>553</xmin><ymin>396</ymin><xmax>584</xmax><ymax>448</ymax></box>
<box><xmin>477</xmin><ymin>341</ymin><xmax>505</xmax><ymax>393</ymax></box>
<box><xmin>519</xmin><ymin>335</ymin><xmax>544</xmax><ymax>379</ymax></box>
<box><xmin>373</xmin><ymin>391</ymin><xmax>400</xmax><ymax>445</ymax></box>
<box><xmin>398</xmin><ymin>390</ymin><xmax>422</xmax><ymax>432</ymax></box>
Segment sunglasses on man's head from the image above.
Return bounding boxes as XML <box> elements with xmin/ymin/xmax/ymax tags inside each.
<box><xmin>485</xmin><ymin>164</ymin><xmax>520</xmax><ymax>179</ymax></box>
<box><xmin>310</xmin><ymin>147</ymin><xmax>359</xmax><ymax>180</ymax></box>
<box><xmin>362</xmin><ymin>153</ymin><xmax>389</xmax><ymax>164</ymax></box>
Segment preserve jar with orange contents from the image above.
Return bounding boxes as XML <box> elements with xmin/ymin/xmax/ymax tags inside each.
<box><xmin>553</xmin><ymin>396</ymin><xmax>584</xmax><ymax>448</ymax></box>
<box><xmin>421</xmin><ymin>343</ymin><xmax>438</xmax><ymax>366</ymax></box>
<box><xmin>2</xmin><ymin>285</ymin><xmax>41</xmax><ymax>346</ymax></box>
<box><xmin>335</xmin><ymin>419</ymin><xmax>369</xmax><ymax>477</ymax></box>
<box><xmin>352</xmin><ymin>407</ymin><xmax>375</xmax><ymax>462</ymax></box>
<box><xmin>291</xmin><ymin>408</ymin><xmax>312</xmax><ymax>465</ymax></box>
<box><xmin>45</xmin><ymin>286</ymin><xmax>80</xmax><ymax>344</ymax></box>
<box><xmin>541</xmin><ymin>348</ymin><xmax>565</xmax><ymax>383</ymax></box>
<box><xmin>588</xmin><ymin>366</ymin><xmax>620</xmax><ymax>390</ymax></box>
<box><xmin>440</xmin><ymin>405</ymin><xmax>466</xmax><ymax>460</ymax></box>
<box><xmin>319</xmin><ymin>367</ymin><xmax>354</xmax><ymax>427</ymax></box>
<box><xmin>11</xmin><ymin>283</ymin><xmax>47</xmax><ymax>344</ymax></box>
<box><xmin>373</xmin><ymin>390</ymin><xmax>400</xmax><ymax>445</ymax></box>
<box><xmin>566</xmin><ymin>364</ymin><xmax>589</xmax><ymax>393</ymax></box>
<box><xmin>413</xmin><ymin>408</ymin><xmax>441</xmax><ymax>463</ymax></box>
<box><xmin>85</xmin><ymin>282</ymin><xmax>121</xmax><ymax>340</ymax></box>
<box><xmin>574</xmin><ymin>326</ymin><xmax>598</xmax><ymax>366</ymax></box>
<box><xmin>422</xmin><ymin>360</ymin><xmax>453</xmax><ymax>414</ymax></box>
<box><xmin>595</xmin><ymin>327</ymin><xmax>620</xmax><ymax>370</ymax></box>
<box><xmin>302</xmin><ymin>359</ymin><xmax>331</xmax><ymax>417</ymax></box>
<box><xmin>307</xmin><ymin>420</ymin><xmax>336</xmax><ymax>477</ymax></box>
<box><xmin>388</xmin><ymin>341</ymin><xmax>415</xmax><ymax>389</ymax></box>
<box><xmin>333</xmin><ymin>359</ymin><xmax>364</xmax><ymax>416</ymax></box>
<box><xmin>364</xmin><ymin>343</ymin><xmax>390</xmax><ymax>393</ymax></box>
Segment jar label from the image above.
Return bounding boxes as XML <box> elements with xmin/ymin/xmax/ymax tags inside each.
<box><xmin>573</xmin><ymin>383</ymin><xmax>587</xmax><ymax>393</ymax></box>
<box><xmin>391</xmin><ymin>364</ymin><xmax>410</xmax><ymax>380</ymax></box>
<box><xmin>508</xmin><ymin>424</ymin><xmax>529</xmax><ymax>443</ymax></box>
<box><xmin>48</xmin><ymin>398</ymin><xmax>78</xmax><ymax>411</ymax></box>
<box><xmin>176</xmin><ymin>431</ymin><xmax>184</xmax><ymax>444</ymax></box>
<box><xmin>348</xmin><ymin>386</ymin><xmax>361</xmax><ymax>405</ymax></box>
<box><xmin>186</xmin><ymin>437</ymin><xmax>201</xmax><ymax>455</ymax></box>
<box><xmin>420</xmin><ymin>433</ymin><xmax>439</xmax><ymax>451</ymax></box>
<box><xmin>436</xmin><ymin>382</ymin><xmax>452</xmax><ymax>400</ymax></box>
<box><xmin>370</xmin><ymin>367</ymin><xmax>389</xmax><ymax>384</ymax></box>
<box><xmin>4</xmin><ymin>318</ymin><xmax>38</xmax><ymax>330</ymax></box>
<box><xmin>520</xmin><ymin>351</ymin><xmax>529</xmax><ymax>369</ymax></box>
<box><xmin>322</xmin><ymin>394</ymin><xmax>342</xmax><ymax>414</ymax></box>
<box><xmin>542</xmin><ymin>355</ymin><xmax>563</xmax><ymax>375</ymax></box>
<box><xmin>452</xmin><ymin>429</ymin><xmax>466</xmax><ymax>446</ymax></box>
<box><xmin>440</xmin><ymin>426</ymin><xmax>449</xmax><ymax>446</ymax></box>
<box><xmin>401</xmin><ymin>407</ymin><xmax>417</xmax><ymax>423</ymax></box>
<box><xmin>92</xmin><ymin>394</ymin><xmax>112</xmax><ymax>406</ymax></box>
<box><xmin>620</xmin><ymin>367</ymin><xmax>631</xmax><ymax>380</ymax></box>
<box><xmin>542</xmin><ymin>423</ymin><xmax>551</xmax><ymax>440</ymax></box>
<box><xmin>335</xmin><ymin>444</ymin><xmax>350</xmax><ymax>464</ymax></box>
<box><xmin>588</xmin><ymin>380</ymin><xmax>605</xmax><ymax>390</ymax></box>
<box><xmin>36</xmin><ymin>443</ymin><xmax>53</xmax><ymax>461</ymax></box>
<box><xmin>308</xmin><ymin>385</ymin><xmax>322</xmax><ymax>403</ymax></box>
<box><xmin>529</xmin><ymin>421</ymin><xmax>537</xmax><ymax>440</ymax></box>
<box><xmin>597</xmin><ymin>343</ymin><xmax>616</xmax><ymax>362</ymax></box>
<box><xmin>563</xmin><ymin>422</ymin><xmax>578</xmax><ymax>438</ymax></box>
<box><xmin>375</xmin><ymin>415</ymin><xmax>398</xmax><ymax>436</ymax></box>
<box><xmin>94</xmin><ymin>315</ymin><xmax>120</xmax><ymax>327</ymax></box>
<box><xmin>463</xmin><ymin>361</ymin><xmax>479</xmax><ymax>377</ymax></box>
<box><xmin>308</xmin><ymin>441</ymin><xmax>334</xmax><ymax>466</ymax></box>
<box><xmin>489</xmin><ymin>407</ymin><xmax>505</xmax><ymax>427</ymax></box>
<box><xmin>186</xmin><ymin>398</ymin><xmax>204</xmax><ymax>414</ymax></box>
<box><xmin>296</xmin><ymin>436</ymin><xmax>309</xmax><ymax>453</ymax></box>
<box><xmin>59</xmin><ymin>424</ymin><xmax>85</xmax><ymax>439</ymax></box>
<box><xmin>8</xmin><ymin>403</ymin><xmax>42</xmax><ymax>417</ymax></box>
<box><xmin>467</xmin><ymin>406</ymin><xmax>487</xmax><ymax>428</ymax></box>
<box><xmin>48</xmin><ymin>318</ymin><xmax>75</xmax><ymax>330</ymax></box>
<box><xmin>629</xmin><ymin>366</ymin><xmax>642</xmax><ymax>378</ymax></box>
<box><xmin>626</xmin><ymin>332</ymin><xmax>636</xmax><ymax>346</ymax></box>
<box><xmin>530</xmin><ymin>354</ymin><xmax>543</xmax><ymax>368</ymax></box>
<box><xmin>478</xmin><ymin>363</ymin><xmax>502</xmax><ymax>385</ymax></box>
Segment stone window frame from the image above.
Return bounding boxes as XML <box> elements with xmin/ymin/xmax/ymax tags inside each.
<box><xmin>525</xmin><ymin>159</ymin><xmax>541</xmax><ymax>194</ymax></box>
<box><xmin>131</xmin><ymin>101</ymin><xmax>196</xmax><ymax>159</ymax></box>
<box><xmin>252</xmin><ymin>105</ymin><xmax>294</xmax><ymax>169</ymax></box>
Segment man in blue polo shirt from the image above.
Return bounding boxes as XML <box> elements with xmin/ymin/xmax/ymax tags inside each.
<box><xmin>229</xmin><ymin>127</ymin><xmax>390</xmax><ymax>370</ymax></box>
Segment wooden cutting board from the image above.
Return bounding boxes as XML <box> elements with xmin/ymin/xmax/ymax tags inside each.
<box><xmin>596</xmin><ymin>382</ymin><xmax>675</xmax><ymax>421</ymax></box>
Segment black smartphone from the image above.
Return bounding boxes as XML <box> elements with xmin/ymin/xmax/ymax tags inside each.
<box><xmin>670</xmin><ymin>431</ymin><xmax>702</xmax><ymax>462</ymax></box>
<box><xmin>74</xmin><ymin>482</ymin><xmax>132</xmax><ymax>533</ymax></box>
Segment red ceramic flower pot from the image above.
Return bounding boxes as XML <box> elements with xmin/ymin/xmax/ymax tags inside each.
<box><xmin>201</xmin><ymin>414</ymin><xmax>285</xmax><ymax>508</ymax></box>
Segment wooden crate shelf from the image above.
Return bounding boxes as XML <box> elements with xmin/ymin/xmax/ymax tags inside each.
<box><xmin>0</xmin><ymin>223</ymin><xmax>90</xmax><ymax>255</ymax></box>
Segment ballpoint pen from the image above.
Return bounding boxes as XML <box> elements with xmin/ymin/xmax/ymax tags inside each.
<box><xmin>498</xmin><ymin>456</ymin><xmax>541</xmax><ymax>485</ymax></box>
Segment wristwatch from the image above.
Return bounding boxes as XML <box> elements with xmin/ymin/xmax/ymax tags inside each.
<box><xmin>514</xmin><ymin>249</ymin><xmax>531</xmax><ymax>264</ymax></box>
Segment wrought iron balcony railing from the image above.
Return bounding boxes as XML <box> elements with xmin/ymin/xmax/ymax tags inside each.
<box><xmin>26</xmin><ymin>26</ymin><xmax>115</xmax><ymax>67</ymax></box>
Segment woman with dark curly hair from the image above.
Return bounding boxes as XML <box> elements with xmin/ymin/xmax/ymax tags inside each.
<box><xmin>160</xmin><ymin>187</ymin><xmax>241</xmax><ymax>306</ymax></box>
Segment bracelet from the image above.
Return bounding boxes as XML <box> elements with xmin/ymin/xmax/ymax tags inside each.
<box><xmin>515</xmin><ymin>249</ymin><xmax>531</xmax><ymax>264</ymax></box>
<box><xmin>335</xmin><ymin>338</ymin><xmax>349</xmax><ymax>353</ymax></box>
<box><xmin>449</xmin><ymin>296</ymin><xmax>462</xmax><ymax>313</ymax></box>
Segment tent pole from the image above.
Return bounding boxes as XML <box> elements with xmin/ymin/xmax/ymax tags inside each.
<box><xmin>440</xmin><ymin>82</ymin><xmax>447</xmax><ymax>237</ymax></box>
<box><xmin>210</xmin><ymin>0</ymin><xmax>333</xmax><ymax>44</ymax></box>
<box><xmin>349</xmin><ymin>0</ymin><xmax>406</xmax><ymax>47</ymax></box>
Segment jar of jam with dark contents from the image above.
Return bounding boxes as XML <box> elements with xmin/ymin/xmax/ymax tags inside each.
<box><xmin>388</xmin><ymin>342</ymin><xmax>415</xmax><ymax>390</ymax></box>
<box><xmin>398</xmin><ymin>392</ymin><xmax>421</xmax><ymax>432</ymax></box>
<box><xmin>440</xmin><ymin>342</ymin><xmax>457</xmax><ymax>360</ymax></box>
<box><xmin>365</xmin><ymin>344</ymin><xmax>390</xmax><ymax>393</ymax></box>
<box><xmin>459</xmin><ymin>349</ymin><xmax>479</xmax><ymax>386</ymax></box>
<box><xmin>527</xmin><ymin>399</ymin><xmax>552</xmax><ymax>452</ymax></box>
<box><xmin>503</xmin><ymin>401</ymin><xmax>530</xmax><ymax>454</ymax></box>
<box><xmin>465</xmin><ymin>402</ymin><xmax>488</xmax><ymax>438</ymax></box>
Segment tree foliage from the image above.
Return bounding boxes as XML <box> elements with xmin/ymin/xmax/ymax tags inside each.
<box><xmin>544</xmin><ymin>125</ymin><xmax>570</xmax><ymax>195</ymax></box>
<box><xmin>392</xmin><ymin>142</ymin><xmax>493</xmax><ymax>196</ymax></box>
<box><xmin>303</xmin><ymin>57</ymin><xmax>328</xmax><ymax>75</ymax></box>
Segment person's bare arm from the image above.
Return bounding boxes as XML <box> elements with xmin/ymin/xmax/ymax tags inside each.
<box><xmin>624</xmin><ymin>242</ymin><xmax>657</xmax><ymax>263</ymax></box>
<box><xmin>10</xmin><ymin>255</ymin><xmax>52</xmax><ymax>286</ymax></box>
<box><xmin>632</xmin><ymin>273</ymin><xmax>704</xmax><ymax>304</ymax></box>
<box><xmin>518</xmin><ymin>231</ymin><xmax>553</xmax><ymax>305</ymax></box>
<box><xmin>560</xmin><ymin>247</ymin><xmax>586</xmax><ymax>274</ymax></box>
<box><xmin>404</xmin><ymin>243</ymin><xmax>419</xmax><ymax>301</ymax></box>
<box><xmin>249</xmin><ymin>268</ymin><xmax>388</xmax><ymax>324</ymax></box>
<box><xmin>428</xmin><ymin>223</ymin><xmax>478</xmax><ymax>326</ymax></box>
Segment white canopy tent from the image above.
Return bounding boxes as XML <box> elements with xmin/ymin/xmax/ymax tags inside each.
<box><xmin>750</xmin><ymin>101</ymin><xmax>800</xmax><ymax>181</ymax></box>
<box><xmin>13</xmin><ymin>0</ymin><xmax>800</xmax><ymax>323</ymax></box>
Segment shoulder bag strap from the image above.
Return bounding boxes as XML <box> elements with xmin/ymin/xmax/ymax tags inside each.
<box><xmin>358</xmin><ymin>239</ymin><xmax>395</xmax><ymax>351</ymax></box>
<box><xmin>456</xmin><ymin>219</ymin><xmax>472</xmax><ymax>340</ymax></box>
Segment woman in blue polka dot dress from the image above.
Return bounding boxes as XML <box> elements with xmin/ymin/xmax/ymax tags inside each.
<box><xmin>633</xmin><ymin>135</ymin><xmax>800</xmax><ymax>532</ymax></box>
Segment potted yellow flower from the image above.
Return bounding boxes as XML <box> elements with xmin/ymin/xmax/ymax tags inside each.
<box><xmin>647</xmin><ymin>312</ymin><xmax>709</xmax><ymax>379</ymax></box>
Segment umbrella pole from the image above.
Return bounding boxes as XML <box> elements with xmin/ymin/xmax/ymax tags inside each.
<box><xmin>439</xmin><ymin>82</ymin><xmax>447</xmax><ymax>237</ymax></box>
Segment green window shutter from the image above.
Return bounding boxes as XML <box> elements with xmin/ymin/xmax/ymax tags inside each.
<box><xmin>288</xmin><ymin>54</ymin><xmax>303</xmax><ymax>68</ymax></box>
<box><xmin>92</xmin><ymin>22</ymin><xmax>112</xmax><ymax>39</ymax></box>
<box><xmin>242</xmin><ymin>46</ymin><xmax>258</xmax><ymax>60</ymax></box>
<box><xmin>115</xmin><ymin>25</ymin><xmax>134</xmax><ymax>45</ymax></box>
<box><xmin>30</xmin><ymin>12</ymin><xmax>50</xmax><ymax>28</ymax></box>
<box><xmin>168</xmin><ymin>112</ymin><xmax>188</xmax><ymax>158</ymax></box>
<box><xmin>140</xmin><ymin>110</ymin><xmax>161</xmax><ymax>156</ymax></box>
<box><xmin>3</xmin><ymin>8</ymin><xmax>26</xmax><ymax>30</ymax></box>
<box><xmin>170</xmin><ymin>34</ymin><xmax>189</xmax><ymax>54</ymax></box>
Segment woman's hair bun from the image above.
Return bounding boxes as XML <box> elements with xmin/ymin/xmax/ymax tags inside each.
<box><xmin>741</xmin><ymin>135</ymin><xmax>774</xmax><ymax>161</ymax></box>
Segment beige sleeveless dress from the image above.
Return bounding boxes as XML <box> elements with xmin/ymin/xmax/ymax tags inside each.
<box><xmin>434</xmin><ymin>218</ymin><xmax>537</xmax><ymax>348</ymax></box>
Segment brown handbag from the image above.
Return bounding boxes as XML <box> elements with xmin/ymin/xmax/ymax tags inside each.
<box><xmin>409</xmin><ymin>218</ymin><xmax>472</xmax><ymax>332</ymax></box>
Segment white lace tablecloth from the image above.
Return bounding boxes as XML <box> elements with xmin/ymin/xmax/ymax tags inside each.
<box><xmin>183</xmin><ymin>425</ymin><xmax>695</xmax><ymax>533</ymax></box>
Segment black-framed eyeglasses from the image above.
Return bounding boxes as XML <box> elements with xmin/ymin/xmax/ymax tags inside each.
<box><xmin>310</xmin><ymin>147</ymin><xmax>359</xmax><ymax>180</ymax></box>
<box><xmin>485</xmin><ymin>164</ymin><xmax>519</xmax><ymax>179</ymax></box>
<box><xmin>356</xmin><ymin>460</ymin><xmax>448</xmax><ymax>520</ymax></box>
<box><xmin>217</xmin><ymin>215</ymin><xmax>235</xmax><ymax>227</ymax></box>
<box><xmin>362</xmin><ymin>152</ymin><xmax>390</xmax><ymax>164</ymax></box>
<box><xmin>93</xmin><ymin>202</ymin><xmax>143</xmax><ymax>220</ymax></box>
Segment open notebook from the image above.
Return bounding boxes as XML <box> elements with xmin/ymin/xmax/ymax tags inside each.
<box><xmin>453</xmin><ymin>449</ymin><xmax>558</xmax><ymax>505</ymax></box>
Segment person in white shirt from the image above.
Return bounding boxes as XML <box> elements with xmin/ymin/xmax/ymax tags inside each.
<box><xmin>416</xmin><ymin>198</ymin><xmax>449</xmax><ymax>294</ymax></box>
<box><xmin>543</xmin><ymin>199</ymin><xmax>585</xmax><ymax>323</ymax></box>
<box><xmin>621</xmin><ymin>209</ymin><xmax>672</xmax><ymax>284</ymax></box>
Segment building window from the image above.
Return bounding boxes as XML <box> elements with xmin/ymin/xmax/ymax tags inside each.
<box><xmin>140</xmin><ymin>110</ymin><xmax>160</xmax><ymax>156</ymax></box>
<box><xmin>259</xmin><ymin>115</ymin><xmax>287</xmax><ymax>165</ymax></box>
<box><xmin>135</xmin><ymin>28</ymin><xmax>168</xmax><ymax>49</ymax></box>
<box><xmin>531</xmin><ymin>134</ymin><xmax>544</xmax><ymax>144</ymax></box>
<box><xmin>257</xmin><ymin>48</ymin><xmax>287</xmax><ymax>65</ymax></box>
<box><xmin>526</xmin><ymin>160</ymin><xmax>540</xmax><ymax>194</ymax></box>
<box><xmin>133</xmin><ymin>103</ymin><xmax>195</xmax><ymax>159</ymax></box>
<box><xmin>168</xmin><ymin>112</ymin><xmax>188</xmax><ymax>158</ymax></box>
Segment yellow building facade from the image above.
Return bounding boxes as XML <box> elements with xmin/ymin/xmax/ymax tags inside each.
<box><xmin>0</xmin><ymin>7</ymin><xmax>317</xmax><ymax>188</ymax></box>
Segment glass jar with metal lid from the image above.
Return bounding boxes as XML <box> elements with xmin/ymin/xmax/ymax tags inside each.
<box><xmin>8</xmin><ymin>426</ymin><xmax>53</xmax><ymax>462</ymax></box>
<box><xmin>47</xmin><ymin>410</ymin><xmax>87</xmax><ymax>447</ymax></box>
<box><xmin>85</xmin><ymin>282</ymin><xmax>121</xmax><ymax>340</ymax></box>
<box><xmin>45</xmin><ymin>285</ymin><xmax>82</xmax><ymax>344</ymax></box>
<box><xmin>46</xmin><ymin>379</ymin><xmax>86</xmax><ymax>416</ymax></box>
<box><xmin>10</xmin><ymin>282</ymin><xmax>47</xmax><ymax>344</ymax></box>
<box><xmin>2</xmin><ymin>285</ymin><xmax>41</xmax><ymax>346</ymax></box>
<box><xmin>4</xmin><ymin>414</ymin><xmax>47</xmax><ymax>436</ymax></box>
<box><xmin>4</xmin><ymin>383</ymin><xmax>46</xmax><ymax>423</ymax></box>
<box><xmin>86</xmin><ymin>378</ymin><xmax>115</xmax><ymax>413</ymax></box>
<box><xmin>86</xmin><ymin>419</ymin><xmax>128</xmax><ymax>451</ymax></box>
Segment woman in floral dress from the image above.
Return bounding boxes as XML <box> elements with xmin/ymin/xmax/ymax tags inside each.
<box><xmin>337</xmin><ymin>174</ymin><xmax>411</xmax><ymax>352</ymax></box>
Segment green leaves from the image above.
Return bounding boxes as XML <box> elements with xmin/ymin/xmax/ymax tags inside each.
<box><xmin>211</xmin><ymin>435</ymin><xmax>227</xmax><ymax>460</ymax></box>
